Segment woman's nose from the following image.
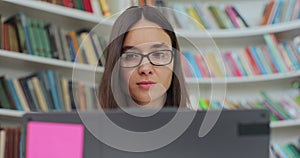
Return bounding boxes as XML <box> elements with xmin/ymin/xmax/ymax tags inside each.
<box><xmin>138</xmin><ymin>58</ymin><xmax>153</xmax><ymax>75</ymax></box>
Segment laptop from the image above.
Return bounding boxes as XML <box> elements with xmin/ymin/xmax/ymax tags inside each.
<box><xmin>22</xmin><ymin>108</ymin><xmax>270</xmax><ymax>158</ymax></box>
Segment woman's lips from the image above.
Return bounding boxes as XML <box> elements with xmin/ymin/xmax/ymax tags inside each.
<box><xmin>137</xmin><ymin>81</ymin><xmax>156</xmax><ymax>89</ymax></box>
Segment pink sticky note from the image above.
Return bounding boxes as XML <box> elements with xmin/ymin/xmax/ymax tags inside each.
<box><xmin>26</xmin><ymin>121</ymin><xmax>84</xmax><ymax>158</ymax></box>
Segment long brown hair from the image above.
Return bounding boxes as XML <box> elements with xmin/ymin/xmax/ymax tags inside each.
<box><xmin>98</xmin><ymin>6</ymin><xmax>189</xmax><ymax>109</ymax></box>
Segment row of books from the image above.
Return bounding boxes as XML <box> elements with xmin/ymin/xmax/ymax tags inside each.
<box><xmin>0</xmin><ymin>127</ymin><xmax>21</xmax><ymax>158</ymax></box>
<box><xmin>0</xmin><ymin>12</ymin><xmax>107</xmax><ymax>66</ymax></box>
<box><xmin>181</xmin><ymin>34</ymin><xmax>300</xmax><ymax>78</ymax></box>
<box><xmin>260</xmin><ymin>0</ymin><xmax>300</xmax><ymax>25</ymax></box>
<box><xmin>271</xmin><ymin>141</ymin><xmax>300</xmax><ymax>158</ymax></box>
<box><xmin>40</xmin><ymin>0</ymin><xmax>112</xmax><ymax>17</ymax></box>
<box><xmin>168</xmin><ymin>3</ymin><xmax>249</xmax><ymax>30</ymax></box>
<box><xmin>197</xmin><ymin>90</ymin><xmax>300</xmax><ymax>121</ymax></box>
<box><xmin>0</xmin><ymin>70</ymin><xmax>99</xmax><ymax>112</ymax></box>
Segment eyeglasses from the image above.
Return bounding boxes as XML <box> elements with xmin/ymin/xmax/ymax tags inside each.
<box><xmin>120</xmin><ymin>50</ymin><xmax>174</xmax><ymax>68</ymax></box>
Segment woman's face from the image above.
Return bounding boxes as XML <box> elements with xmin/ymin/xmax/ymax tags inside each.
<box><xmin>120</xmin><ymin>19</ymin><xmax>174</xmax><ymax>107</ymax></box>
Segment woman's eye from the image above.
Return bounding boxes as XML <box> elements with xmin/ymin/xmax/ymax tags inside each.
<box><xmin>124</xmin><ymin>53</ymin><xmax>139</xmax><ymax>60</ymax></box>
<box><xmin>152</xmin><ymin>51</ymin><xmax>166</xmax><ymax>58</ymax></box>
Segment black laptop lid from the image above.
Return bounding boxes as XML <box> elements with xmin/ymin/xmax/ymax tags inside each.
<box><xmin>22</xmin><ymin>108</ymin><xmax>270</xmax><ymax>158</ymax></box>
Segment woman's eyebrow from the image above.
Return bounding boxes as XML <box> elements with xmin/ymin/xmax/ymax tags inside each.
<box><xmin>150</xmin><ymin>43</ymin><xmax>170</xmax><ymax>49</ymax></box>
<box><xmin>122</xmin><ymin>46</ymin><xmax>139</xmax><ymax>52</ymax></box>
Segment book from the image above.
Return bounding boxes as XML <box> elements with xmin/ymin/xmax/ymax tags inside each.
<box><xmin>282</xmin><ymin>41</ymin><xmax>300</xmax><ymax>70</ymax></box>
<box><xmin>244</xmin><ymin>47</ymin><xmax>261</xmax><ymax>75</ymax></box>
<box><xmin>18</xmin><ymin>12</ymin><xmax>33</xmax><ymax>54</ymax></box>
<box><xmin>0</xmin><ymin>14</ymin><xmax>2</xmax><ymax>49</ymax></box>
<box><xmin>27</xmin><ymin>18</ymin><xmax>40</xmax><ymax>56</ymax></box>
<box><xmin>99</xmin><ymin>0</ymin><xmax>111</xmax><ymax>17</ymax></box>
<box><xmin>19</xmin><ymin>75</ymin><xmax>39</xmax><ymax>111</ymax></box>
<box><xmin>38</xmin><ymin>20</ymin><xmax>52</xmax><ymax>58</ymax></box>
<box><xmin>180</xmin><ymin>52</ymin><xmax>193</xmax><ymax>78</ymax></box>
<box><xmin>231</xmin><ymin>5</ymin><xmax>249</xmax><ymax>27</ymax></box>
<box><xmin>193</xmin><ymin>53</ymin><xmax>209</xmax><ymax>78</ymax></box>
<box><xmin>47</xmin><ymin>70</ymin><xmax>63</xmax><ymax>111</ymax></box>
<box><xmin>4</xmin><ymin>14</ymin><xmax>22</xmax><ymax>52</ymax></box>
<box><xmin>59</xmin><ymin>28</ymin><xmax>72</xmax><ymax>61</ymax></box>
<box><xmin>193</xmin><ymin>3</ymin><xmax>212</xmax><ymax>29</ymax></box>
<box><xmin>79</xmin><ymin>31</ymin><xmax>98</xmax><ymax>66</ymax></box>
<box><xmin>260</xmin><ymin>0</ymin><xmax>276</xmax><ymax>25</ymax></box>
<box><xmin>237</xmin><ymin>52</ymin><xmax>253</xmax><ymax>76</ymax></box>
<box><xmin>260</xmin><ymin>45</ymin><xmax>279</xmax><ymax>73</ymax></box>
<box><xmin>284</xmin><ymin>0</ymin><xmax>297</xmax><ymax>21</ymax></box>
<box><xmin>249</xmin><ymin>47</ymin><xmax>267</xmax><ymax>75</ymax></box>
<box><xmin>37</xmin><ymin>71</ymin><xmax>56</xmax><ymax>110</ymax></box>
<box><xmin>231</xmin><ymin>51</ymin><xmax>247</xmax><ymax>76</ymax></box>
<box><xmin>207</xmin><ymin>5</ymin><xmax>227</xmax><ymax>29</ymax></box>
<box><xmin>223</xmin><ymin>51</ymin><xmax>243</xmax><ymax>77</ymax></box>
<box><xmin>225</xmin><ymin>5</ymin><xmax>241</xmax><ymax>28</ymax></box>
<box><xmin>0</xmin><ymin>129</ymin><xmax>6</xmax><ymax>158</ymax></box>
<box><xmin>12</xmin><ymin>78</ymin><xmax>30</xmax><ymax>112</ymax></box>
<box><xmin>0</xmin><ymin>79</ymin><xmax>12</xmax><ymax>109</ymax></box>
<box><xmin>183</xmin><ymin>51</ymin><xmax>202</xmax><ymax>78</ymax></box>
<box><xmin>255</xmin><ymin>46</ymin><xmax>273</xmax><ymax>74</ymax></box>
<box><xmin>90</xmin><ymin>32</ymin><xmax>104</xmax><ymax>66</ymax></box>
<box><xmin>264</xmin><ymin>34</ymin><xmax>288</xmax><ymax>72</ymax></box>
<box><xmin>272</xmin><ymin>0</ymin><xmax>284</xmax><ymax>24</ymax></box>
<box><xmin>171</xmin><ymin>3</ymin><xmax>197</xmax><ymax>30</ymax></box>
<box><xmin>6</xmin><ymin>78</ymin><xmax>23</xmax><ymax>111</ymax></box>
<box><xmin>217</xmin><ymin>5</ymin><xmax>234</xmax><ymax>29</ymax></box>
<box><xmin>6</xmin><ymin>23</ymin><xmax>19</xmax><ymax>52</ymax></box>
<box><xmin>74</xmin><ymin>0</ymin><xmax>84</xmax><ymax>10</ymax></box>
<box><xmin>64</xmin><ymin>0</ymin><xmax>75</xmax><ymax>8</ymax></box>
<box><xmin>278</xmin><ymin>43</ymin><xmax>294</xmax><ymax>71</ymax></box>
<box><xmin>61</xmin><ymin>77</ymin><xmax>72</xmax><ymax>111</ymax></box>
<box><xmin>204</xmin><ymin>53</ymin><xmax>224</xmax><ymax>77</ymax></box>
<box><xmin>31</xmin><ymin>76</ymin><xmax>49</xmax><ymax>112</ymax></box>
<box><xmin>186</xmin><ymin>5</ymin><xmax>205</xmax><ymax>29</ymax></box>
<box><xmin>82</xmin><ymin>0</ymin><xmax>93</xmax><ymax>13</ymax></box>
<box><xmin>2</xmin><ymin>23</ymin><xmax>9</xmax><ymax>50</ymax></box>
<box><xmin>45</xmin><ymin>24</ymin><xmax>59</xmax><ymax>59</ymax></box>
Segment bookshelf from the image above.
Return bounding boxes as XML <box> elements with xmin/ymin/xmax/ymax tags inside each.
<box><xmin>154</xmin><ymin>0</ymin><xmax>300</xmax><ymax>148</ymax></box>
<box><xmin>1</xmin><ymin>0</ymin><xmax>300</xmax><ymax>156</ymax></box>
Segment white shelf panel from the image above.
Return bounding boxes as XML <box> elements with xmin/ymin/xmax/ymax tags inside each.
<box><xmin>0</xmin><ymin>109</ymin><xmax>24</xmax><ymax>118</ymax></box>
<box><xmin>0</xmin><ymin>50</ymin><xmax>104</xmax><ymax>73</ymax></box>
<box><xmin>185</xmin><ymin>71</ymin><xmax>300</xmax><ymax>84</ymax></box>
<box><xmin>271</xmin><ymin>119</ymin><xmax>300</xmax><ymax>128</ymax></box>
<box><xmin>3</xmin><ymin>0</ymin><xmax>114</xmax><ymax>25</ymax></box>
<box><xmin>176</xmin><ymin>20</ymin><xmax>300</xmax><ymax>39</ymax></box>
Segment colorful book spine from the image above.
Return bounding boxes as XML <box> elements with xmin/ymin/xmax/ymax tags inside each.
<box><xmin>250</xmin><ymin>47</ymin><xmax>267</xmax><ymax>75</ymax></box>
<box><xmin>47</xmin><ymin>70</ymin><xmax>62</xmax><ymax>111</ymax></box>
<box><xmin>6</xmin><ymin>78</ymin><xmax>23</xmax><ymax>111</ymax></box>
<box><xmin>208</xmin><ymin>5</ymin><xmax>227</xmax><ymax>29</ymax></box>
<box><xmin>193</xmin><ymin>53</ymin><xmax>209</xmax><ymax>78</ymax></box>
<box><xmin>180</xmin><ymin>52</ymin><xmax>193</xmax><ymax>78</ymax></box>
<box><xmin>99</xmin><ymin>0</ymin><xmax>111</xmax><ymax>17</ymax></box>
<box><xmin>263</xmin><ymin>34</ymin><xmax>287</xmax><ymax>73</ymax></box>
<box><xmin>193</xmin><ymin>3</ymin><xmax>212</xmax><ymax>29</ymax></box>
<box><xmin>183</xmin><ymin>51</ymin><xmax>202</xmax><ymax>78</ymax></box>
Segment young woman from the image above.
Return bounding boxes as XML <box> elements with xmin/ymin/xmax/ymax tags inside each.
<box><xmin>98</xmin><ymin>6</ymin><xmax>189</xmax><ymax>109</ymax></box>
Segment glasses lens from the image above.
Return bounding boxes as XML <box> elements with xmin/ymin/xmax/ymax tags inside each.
<box><xmin>120</xmin><ymin>53</ymin><xmax>141</xmax><ymax>67</ymax></box>
<box><xmin>149</xmin><ymin>50</ymin><xmax>173</xmax><ymax>65</ymax></box>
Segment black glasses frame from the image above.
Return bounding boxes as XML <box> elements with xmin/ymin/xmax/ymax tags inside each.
<box><xmin>120</xmin><ymin>49</ymin><xmax>174</xmax><ymax>68</ymax></box>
